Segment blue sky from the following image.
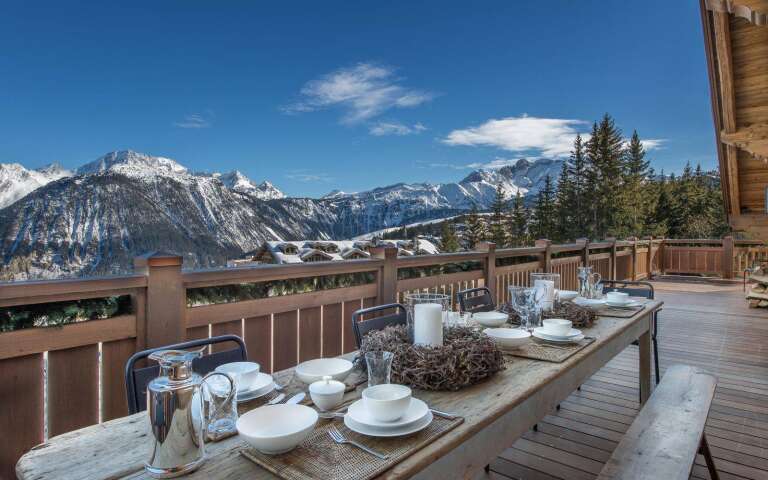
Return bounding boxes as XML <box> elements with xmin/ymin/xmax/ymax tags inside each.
<box><xmin>1</xmin><ymin>1</ymin><xmax>715</xmax><ymax>197</ymax></box>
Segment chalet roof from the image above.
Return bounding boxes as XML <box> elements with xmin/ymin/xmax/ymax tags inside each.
<box><xmin>251</xmin><ymin>238</ymin><xmax>439</xmax><ymax>264</ymax></box>
<box><xmin>701</xmin><ymin>0</ymin><xmax>768</xmax><ymax>236</ymax></box>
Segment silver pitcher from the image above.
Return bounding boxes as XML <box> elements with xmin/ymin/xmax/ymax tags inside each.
<box><xmin>145</xmin><ymin>349</ymin><xmax>234</xmax><ymax>479</ymax></box>
<box><xmin>577</xmin><ymin>266</ymin><xmax>602</xmax><ymax>299</ymax></box>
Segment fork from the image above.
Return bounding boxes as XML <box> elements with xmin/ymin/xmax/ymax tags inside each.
<box><xmin>328</xmin><ymin>426</ymin><xmax>389</xmax><ymax>460</ymax></box>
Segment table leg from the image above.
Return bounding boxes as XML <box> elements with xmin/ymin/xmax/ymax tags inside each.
<box><xmin>638</xmin><ymin>314</ymin><xmax>652</xmax><ymax>405</ymax></box>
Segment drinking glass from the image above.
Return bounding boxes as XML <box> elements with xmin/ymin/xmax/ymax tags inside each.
<box><xmin>365</xmin><ymin>351</ymin><xmax>394</xmax><ymax>387</ymax></box>
<box><xmin>201</xmin><ymin>373</ymin><xmax>237</xmax><ymax>442</ymax></box>
<box><xmin>509</xmin><ymin>286</ymin><xmax>535</xmax><ymax>331</ymax></box>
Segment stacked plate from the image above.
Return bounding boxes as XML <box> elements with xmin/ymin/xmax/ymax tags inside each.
<box><xmin>343</xmin><ymin>398</ymin><xmax>433</xmax><ymax>437</ymax></box>
<box><xmin>606</xmin><ymin>298</ymin><xmax>645</xmax><ymax>309</ymax></box>
<box><xmin>532</xmin><ymin>327</ymin><xmax>584</xmax><ymax>344</ymax></box>
<box><xmin>235</xmin><ymin>373</ymin><xmax>276</xmax><ymax>402</ymax></box>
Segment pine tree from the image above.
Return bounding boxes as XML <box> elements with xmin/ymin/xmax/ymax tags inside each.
<box><xmin>554</xmin><ymin>160</ymin><xmax>575</xmax><ymax>241</ymax></box>
<box><xmin>569</xmin><ymin>133</ymin><xmax>589</xmax><ymax>236</ymax></box>
<box><xmin>530</xmin><ymin>174</ymin><xmax>557</xmax><ymax>240</ymax></box>
<box><xmin>618</xmin><ymin>130</ymin><xmax>651</xmax><ymax>237</ymax></box>
<box><xmin>464</xmin><ymin>203</ymin><xmax>487</xmax><ymax>249</ymax></box>
<box><xmin>489</xmin><ymin>184</ymin><xmax>508</xmax><ymax>246</ymax></box>
<box><xmin>594</xmin><ymin>113</ymin><xmax>626</xmax><ymax>237</ymax></box>
<box><xmin>584</xmin><ymin>122</ymin><xmax>601</xmax><ymax>238</ymax></box>
<box><xmin>507</xmin><ymin>191</ymin><xmax>529</xmax><ymax>246</ymax></box>
<box><xmin>439</xmin><ymin>221</ymin><xmax>460</xmax><ymax>253</ymax></box>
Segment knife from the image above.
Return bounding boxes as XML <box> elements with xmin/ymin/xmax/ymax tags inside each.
<box><xmin>286</xmin><ymin>392</ymin><xmax>306</xmax><ymax>404</ymax></box>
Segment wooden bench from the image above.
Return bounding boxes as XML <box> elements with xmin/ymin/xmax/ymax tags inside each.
<box><xmin>597</xmin><ymin>364</ymin><xmax>719</xmax><ymax>480</ymax></box>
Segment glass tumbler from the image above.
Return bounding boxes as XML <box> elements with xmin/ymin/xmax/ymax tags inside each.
<box><xmin>365</xmin><ymin>351</ymin><xmax>394</xmax><ymax>387</ymax></box>
<box><xmin>509</xmin><ymin>286</ymin><xmax>534</xmax><ymax>331</ymax></box>
<box><xmin>201</xmin><ymin>373</ymin><xmax>238</xmax><ymax>442</ymax></box>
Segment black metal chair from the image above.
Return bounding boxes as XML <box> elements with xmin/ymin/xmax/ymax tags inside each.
<box><xmin>600</xmin><ymin>280</ymin><xmax>661</xmax><ymax>385</ymax></box>
<box><xmin>124</xmin><ymin>334</ymin><xmax>248</xmax><ymax>414</ymax></box>
<box><xmin>456</xmin><ymin>287</ymin><xmax>495</xmax><ymax>314</ymax></box>
<box><xmin>351</xmin><ymin>303</ymin><xmax>407</xmax><ymax>348</ymax></box>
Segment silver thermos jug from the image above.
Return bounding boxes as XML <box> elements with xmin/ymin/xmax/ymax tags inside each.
<box><xmin>145</xmin><ymin>349</ymin><xmax>232</xmax><ymax>478</ymax></box>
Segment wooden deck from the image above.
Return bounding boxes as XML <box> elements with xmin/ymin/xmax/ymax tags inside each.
<box><xmin>490</xmin><ymin>280</ymin><xmax>768</xmax><ymax>480</ymax></box>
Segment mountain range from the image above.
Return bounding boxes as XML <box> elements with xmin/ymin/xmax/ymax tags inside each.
<box><xmin>0</xmin><ymin>150</ymin><xmax>562</xmax><ymax>279</ymax></box>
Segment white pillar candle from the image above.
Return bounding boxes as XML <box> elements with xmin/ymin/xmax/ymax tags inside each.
<box><xmin>413</xmin><ymin>303</ymin><xmax>443</xmax><ymax>347</ymax></box>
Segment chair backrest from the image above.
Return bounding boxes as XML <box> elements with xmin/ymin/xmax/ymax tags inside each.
<box><xmin>124</xmin><ymin>334</ymin><xmax>247</xmax><ymax>414</ymax></box>
<box><xmin>457</xmin><ymin>287</ymin><xmax>495</xmax><ymax>313</ymax></box>
<box><xmin>351</xmin><ymin>303</ymin><xmax>407</xmax><ymax>348</ymax></box>
<box><xmin>599</xmin><ymin>280</ymin><xmax>654</xmax><ymax>299</ymax></box>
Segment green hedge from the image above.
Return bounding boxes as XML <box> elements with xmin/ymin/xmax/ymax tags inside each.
<box><xmin>0</xmin><ymin>296</ymin><xmax>132</xmax><ymax>333</ymax></box>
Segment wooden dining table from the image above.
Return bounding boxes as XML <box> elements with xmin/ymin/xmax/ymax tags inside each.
<box><xmin>16</xmin><ymin>300</ymin><xmax>662</xmax><ymax>480</ymax></box>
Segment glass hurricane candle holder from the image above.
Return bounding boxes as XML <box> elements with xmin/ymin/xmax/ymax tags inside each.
<box><xmin>530</xmin><ymin>272</ymin><xmax>561</xmax><ymax>313</ymax></box>
<box><xmin>404</xmin><ymin>292</ymin><xmax>450</xmax><ymax>347</ymax></box>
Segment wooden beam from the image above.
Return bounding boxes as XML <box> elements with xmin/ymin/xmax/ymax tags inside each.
<box><xmin>721</xmin><ymin>124</ymin><xmax>768</xmax><ymax>163</ymax></box>
<box><xmin>705</xmin><ymin>0</ymin><xmax>768</xmax><ymax>26</ymax></box>
<box><xmin>713</xmin><ymin>10</ymin><xmax>742</xmax><ymax>216</ymax></box>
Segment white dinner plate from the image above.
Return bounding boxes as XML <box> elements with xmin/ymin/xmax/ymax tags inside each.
<box><xmin>606</xmin><ymin>300</ymin><xmax>644</xmax><ymax>308</ymax></box>
<box><xmin>533</xmin><ymin>327</ymin><xmax>581</xmax><ymax>340</ymax></box>
<box><xmin>347</xmin><ymin>398</ymin><xmax>429</xmax><ymax>429</ymax></box>
<box><xmin>344</xmin><ymin>411</ymin><xmax>433</xmax><ymax>438</ymax></box>
<box><xmin>236</xmin><ymin>373</ymin><xmax>275</xmax><ymax>401</ymax></box>
<box><xmin>532</xmin><ymin>330</ymin><xmax>585</xmax><ymax>344</ymax></box>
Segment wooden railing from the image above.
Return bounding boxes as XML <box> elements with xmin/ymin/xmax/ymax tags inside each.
<box><xmin>0</xmin><ymin>236</ymin><xmax>762</xmax><ymax>478</ymax></box>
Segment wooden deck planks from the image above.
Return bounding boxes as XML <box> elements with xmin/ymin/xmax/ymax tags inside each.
<box><xmin>493</xmin><ymin>281</ymin><xmax>768</xmax><ymax>480</ymax></box>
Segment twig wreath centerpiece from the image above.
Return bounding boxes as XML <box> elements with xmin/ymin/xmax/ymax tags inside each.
<box><xmin>358</xmin><ymin>325</ymin><xmax>505</xmax><ymax>391</ymax></box>
<box><xmin>503</xmin><ymin>301</ymin><xmax>597</xmax><ymax>328</ymax></box>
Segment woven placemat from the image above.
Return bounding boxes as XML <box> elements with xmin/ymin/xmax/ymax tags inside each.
<box><xmin>240</xmin><ymin>415</ymin><xmax>463</xmax><ymax>480</ymax></box>
<box><xmin>503</xmin><ymin>336</ymin><xmax>596</xmax><ymax>363</ymax></box>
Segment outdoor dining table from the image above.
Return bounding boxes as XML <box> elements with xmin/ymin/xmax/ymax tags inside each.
<box><xmin>16</xmin><ymin>300</ymin><xmax>662</xmax><ymax>480</ymax></box>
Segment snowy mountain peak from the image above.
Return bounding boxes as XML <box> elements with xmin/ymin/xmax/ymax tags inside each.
<box><xmin>76</xmin><ymin>150</ymin><xmax>188</xmax><ymax>177</ymax></box>
<box><xmin>216</xmin><ymin>171</ymin><xmax>285</xmax><ymax>200</ymax></box>
<box><xmin>0</xmin><ymin>162</ymin><xmax>71</xmax><ymax>209</ymax></box>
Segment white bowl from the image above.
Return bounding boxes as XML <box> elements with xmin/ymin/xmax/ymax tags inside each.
<box><xmin>483</xmin><ymin>328</ymin><xmax>531</xmax><ymax>349</ymax></box>
<box><xmin>237</xmin><ymin>404</ymin><xmax>318</xmax><ymax>454</ymax></box>
<box><xmin>295</xmin><ymin>358</ymin><xmax>353</xmax><ymax>384</ymax></box>
<box><xmin>362</xmin><ymin>384</ymin><xmax>412</xmax><ymax>422</ymax></box>
<box><xmin>573</xmin><ymin>297</ymin><xmax>607</xmax><ymax>310</ymax></box>
<box><xmin>558</xmin><ymin>290</ymin><xmax>578</xmax><ymax>301</ymax></box>
<box><xmin>607</xmin><ymin>291</ymin><xmax>630</xmax><ymax>304</ymax></box>
<box><xmin>472</xmin><ymin>311</ymin><xmax>508</xmax><ymax>328</ymax></box>
<box><xmin>542</xmin><ymin>319</ymin><xmax>572</xmax><ymax>337</ymax></box>
<box><xmin>215</xmin><ymin>361</ymin><xmax>260</xmax><ymax>391</ymax></box>
<box><xmin>309</xmin><ymin>376</ymin><xmax>346</xmax><ymax>411</ymax></box>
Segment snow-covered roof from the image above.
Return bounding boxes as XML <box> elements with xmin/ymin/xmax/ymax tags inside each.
<box><xmin>251</xmin><ymin>239</ymin><xmax>439</xmax><ymax>264</ymax></box>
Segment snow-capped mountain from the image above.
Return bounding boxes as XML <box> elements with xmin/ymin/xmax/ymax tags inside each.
<box><xmin>0</xmin><ymin>151</ymin><xmax>562</xmax><ymax>279</ymax></box>
<box><xmin>0</xmin><ymin>162</ymin><xmax>70</xmax><ymax>209</ymax></box>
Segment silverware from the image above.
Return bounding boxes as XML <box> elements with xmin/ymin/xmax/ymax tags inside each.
<box><xmin>318</xmin><ymin>411</ymin><xmax>346</xmax><ymax>419</ymax></box>
<box><xmin>286</xmin><ymin>392</ymin><xmax>306</xmax><ymax>404</ymax></box>
<box><xmin>266</xmin><ymin>393</ymin><xmax>286</xmax><ymax>405</ymax></box>
<box><xmin>328</xmin><ymin>426</ymin><xmax>389</xmax><ymax>460</ymax></box>
<box><xmin>430</xmin><ymin>408</ymin><xmax>458</xmax><ymax>420</ymax></box>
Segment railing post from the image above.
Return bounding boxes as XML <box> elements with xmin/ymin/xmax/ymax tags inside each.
<box><xmin>535</xmin><ymin>239</ymin><xmax>552</xmax><ymax>273</ymax></box>
<box><xmin>607</xmin><ymin>237</ymin><xmax>617</xmax><ymax>280</ymax></box>
<box><xmin>478</xmin><ymin>242</ymin><xmax>497</xmax><ymax>300</ymax></box>
<box><xmin>645</xmin><ymin>236</ymin><xmax>654</xmax><ymax>279</ymax></box>
<box><xmin>577</xmin><ymin>238</ymin><xmax>589</xmax><ymax>267</ymax></box>
<box><xmin>659</xmin><ymin>239</ymin><xmax>666</xmax><ymax>275</ymax></box>
<box><xmin>134</xmin><ymin>252</ymin><xmax>186</xmax><ymax>348</ymax></box>
<box><xmin>722</xmin><ymin>235</ymin><xmax>735</xmax><ymax>279</ymax></box>
<box><xmin>371</xmin><ymin>246</ymin><xmax>398</xmax><ymax>305</ymax></box>
<box><xmin>631</xmin><ymin>237</ymin><xmax>638</xmax><ymax>280</ymax></box>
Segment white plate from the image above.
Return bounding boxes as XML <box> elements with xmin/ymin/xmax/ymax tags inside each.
<box><xmin>558</xmin><ymin>290</ymin><xmax>579</xmax><ymax>301</ymax></box>
<box><xmin>236</xmin><ymin>373</ymin><xmax>275</xmax><ymax>401</ymax></box>
<box><xmin>533</xmin><ymin>327</ymin><xmax>581</xmax><ymax>340</ymax></box>
<box><xmin>347</xmin><ymin>398</ymin><xmax>429</xmax><ymax>429</ymax></box>
<box><xmin>573</xmin><ymin>297</ymin><xmax>607</xmax><ymax>310</ymax></box>
<box><xmin>533</xmin><ymin>331</ymin><xmax>585</xmax><ymax>344</ymax></box>
<box><xmin>606</xmin><ymin>300</ymin><xmax>643</xmax><ymax>308</ymax></box>
<box><xmin>344</xmin><ymin>411</ymin><xmax>433</xmax><ymax>438</ymax></box>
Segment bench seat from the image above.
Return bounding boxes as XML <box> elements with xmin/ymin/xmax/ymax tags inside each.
<box><xmin>597</xmin><ymin>364</ymin><xmax>718</xmax><ymax>480</ymax></box>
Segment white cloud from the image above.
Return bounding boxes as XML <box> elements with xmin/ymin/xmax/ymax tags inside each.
<box><xmin>173</xmin><ymin>113</ymin><xmax>212</xmax><ymax>129</ymax></box>
<box><xmin>369</xmin><ymin>121</ymin><xmax>427</xmax><ymax>136</ymax></box>
<box><xmin>442</xmin><ymin>115</ymin><xmax>588</xmax><ymax>157</ymax></box>
<box><xmin>282</xmin><ymin>63</ymin><xmax>434</xmax><ymax>124</ymax></box>
<box><xmin>285</xmin><ymin>170</ymin><xmax>333</xmax><ymax>183</ymax></box>
<box><xmin>640</xmin><ymin>138</ymin><xmax>665</xmax><ymax>150</ymax></box>
<box><xmin>426</xmin><ymin>157</ymin><xmax>533</xmax><ymax>170</ymax></box>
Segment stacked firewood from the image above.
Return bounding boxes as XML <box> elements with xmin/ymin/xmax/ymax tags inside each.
<box><xmin>747</xmin><ymin>268</ymin><xmax>768</xmax><ymax>308</ymax></box>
